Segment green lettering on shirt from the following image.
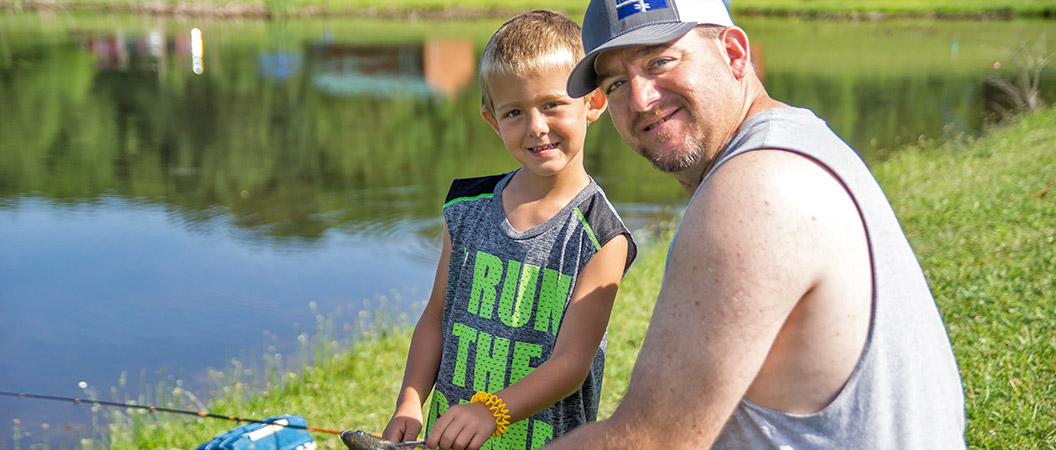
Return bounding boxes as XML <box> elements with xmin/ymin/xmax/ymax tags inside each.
<box><xmin>469</xmin><ymin>251</ymin><xmax>503</xmax><ymax>318</ymax></box>
<box><xmin>530</xmin><ymin>420</ymin><xmax>553</xmax><ymax>449</ymax></box>
<box><xmin>473</xmin><ymin>330</ymin><xmax>510</xmax><ymax>393</ymax></box>
<box><xmin>427</xmin><ymin>390</ymin><xmax>449</xmax><ymax>434</ymax></box>
<box><xmin>491</xmin><ymin>418</ymin><xmax>530</xmax><ymax>450</ymax></box>
<box><xmin>498</xmin><ymin>262</ymin><xmax>539</xmax><ymax>328</ymax></box>
<box><xmin>534</xmin><ymin>268</ymin><xmax>572</xmax><ymax>336</ymax></box>
<box><xmin>451</xmin><ymin>322</ymin><xmax>477</xmax><ymax>387</ymax></box>
<box><xmin>510</xmin><ymin>341</ymin><xmax>542</xmax><ymax>385</ymax></box>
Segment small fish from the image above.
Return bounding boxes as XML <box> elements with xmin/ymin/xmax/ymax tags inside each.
<box><xmin>340</xmin><ymin>430</ymin><xmax>416</xmax><ymax>450</ymax></box>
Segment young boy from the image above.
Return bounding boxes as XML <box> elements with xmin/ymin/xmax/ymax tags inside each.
<box><xmin>381</xmin><ymin>10</ymin><xmax>636</xmax><ymax>450</ymax></box>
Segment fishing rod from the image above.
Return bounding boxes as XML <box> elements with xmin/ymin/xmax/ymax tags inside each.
<box><xmin>0</xmin><ymin>390</ymin><xmax>342</xmax><ymax>435</ymax></box>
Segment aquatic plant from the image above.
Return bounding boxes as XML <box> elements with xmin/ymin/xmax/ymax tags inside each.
<box><xmin>986</xmin><ymin>33</ymin><xmax>1055</xmax><ymax>118</ymax></box>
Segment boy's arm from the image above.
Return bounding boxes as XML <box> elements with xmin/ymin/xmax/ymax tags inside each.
<box><xmin>382</xmin><ymin>224</ymin><xmax>452</xmax><ymax>443</ymax></box>
<box><xmin>426</xmin><ymin>234</ymin><xmax>630</xmax><ymax>450</ymax></box>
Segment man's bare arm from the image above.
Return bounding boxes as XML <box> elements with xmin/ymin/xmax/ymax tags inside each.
<box><xmin>545</xmin><ymin>151</ymin><xmax>852</xmax><ymax>448</ymax></box>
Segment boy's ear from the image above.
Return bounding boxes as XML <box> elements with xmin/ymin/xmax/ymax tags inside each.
<box><xmin>720</xmin><ymin>27</ymin><xmax>751</xmax><ymax>79</ymax></box>
<box><xmin>480</xmin><ymin>106</ymin><xmax>501</xmax><ymax>135</ymax></box>
<box><xmin>585</xmin><ymin>90</ymin><xmax>607</xmax><ymax>123</ymax></box>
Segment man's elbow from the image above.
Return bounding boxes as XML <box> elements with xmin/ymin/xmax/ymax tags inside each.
<box><xmin>603</xmin><ymin>394</ymin><xmax>718</xmax><ymax>450</ymax></box>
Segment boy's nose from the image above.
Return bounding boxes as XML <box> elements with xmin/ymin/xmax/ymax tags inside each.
<box><xmin>528</xmin><ymin>110</ymin><xmax>549</xmax><ymax>136</ymax></box>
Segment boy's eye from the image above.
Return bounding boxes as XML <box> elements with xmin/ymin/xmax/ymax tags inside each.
<box><xmin>504</xmin><ymin>109</ymin><xmax>522</xmax><ymax>118</ymax></box>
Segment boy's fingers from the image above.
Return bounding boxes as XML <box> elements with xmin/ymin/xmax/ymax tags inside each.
<box><xmin>451</xmin><ymin>432</ymin><xmax>474</xmax><ymax>450</ymax></box>
<box><xmin>405</xmin><ymin>422</ymin><xmax>422</xmax><ymax>442</ymax></box>
<box><xmin>450</xmin><ymin>420</ymin><xmax>492</xmax><ymax>450</ymax></box>
<box><xmin>384</xmin><ymin>417</ymin><xmax>418</xmax><ymax>442</ymax></box>
<box><xmin>438</xmin><ymin>420</ymin><xmax>472</xmax><ymax>450</ymax></box>
<box><xmin>381</xmin><ymin>422</ymin><xmax>400</xmax><ymax>441</ymax></box>
<box><xmin>425</xmin><ymin>415</ymin><xmax>453</xmax><ymax>449</ymax></box>
<box><xmin>381</xmin><ymin>431</ymin><xmax>394</xmax><ymax>441</ymax></box>
<box><xmin>469</xmin><ymin>432</ymin><xmax>491</xmax><ymax>450</ymax></box>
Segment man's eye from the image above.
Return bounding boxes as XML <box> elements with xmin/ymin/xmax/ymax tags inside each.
<box><xmin>605</xmin><ymin>80</ymin><xmax>625</xmax><ymax>94</ymax></box>
<box><xmin>652</xmin><ymin>58</ymin><xmax>672</xmax><ymax>68</ymax></box>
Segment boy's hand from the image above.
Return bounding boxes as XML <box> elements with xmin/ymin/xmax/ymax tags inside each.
<box><xmin>382</xmin><ymin>405</ymin><xmax>423</xmax><ymax>443</ymax></box>
<box><xmin>426</xmin><ymin>402</ymin><xmax>496</xmax><ymax>450</ymax></box>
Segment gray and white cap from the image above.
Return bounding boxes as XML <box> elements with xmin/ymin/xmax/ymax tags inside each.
<box><xmin>567</xmin><ymin>0</ymin><xmax>735</xmax><ymax>98</ymax></box>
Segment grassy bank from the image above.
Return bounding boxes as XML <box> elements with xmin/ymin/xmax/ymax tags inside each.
<box><xmin>2</xmin><ymin>0</ymin><xmax>1054</xmax><ymax>18</ymax></box>
<box><xmin>732</xmin><ymin>0</ymin><xmax>1056</xmax><ymax>18</ymax></box>
<box><xmin>92</xmin><ymin>107</ymin><xmax>1056</xmax><ymax>449</ymax></box>
<box><xmin>874</xmin><ymin>108</ymin><xmax>1056</xmax><ymax>447</ymax></box>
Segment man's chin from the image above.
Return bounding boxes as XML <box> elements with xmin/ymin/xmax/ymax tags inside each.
<box><xmin>651</xmin><ymin>159</ymin><xmax>694</xmax><ymax>174</ymax></box>
<box><xmin>640</xmin><ymin>147</ymin><xmax>697</xmax><ymax>174</ymax></box>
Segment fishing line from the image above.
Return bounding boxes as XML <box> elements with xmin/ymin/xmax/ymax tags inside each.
<box><xmin>0</xmin><ymin>390</ymin><xmax>342</xmax><ymax>435</ymax></box>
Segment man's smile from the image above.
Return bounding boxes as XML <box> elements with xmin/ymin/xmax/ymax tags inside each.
<box><xmin>642</xmin><ymin>108</ymin><xmax>680</xmax><ymax>133</ymax></box>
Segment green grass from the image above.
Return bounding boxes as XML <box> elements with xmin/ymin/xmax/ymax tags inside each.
<box><xmin>874</xmin><ymin>108</ymin><xmax>1056</xmax><ymax>448</ymax></box>
<box><xmin>100</xmin><ymin>309</ymin><xmax>420</xmax><ymax>449</ymax></box>
<box><xmin>88</xmin><ymin>107</ymin><xmax>1056</xmax><ymax>449</ymax></box>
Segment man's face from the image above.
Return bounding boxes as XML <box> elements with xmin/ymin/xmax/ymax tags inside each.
<box><xmin>594</xmin><ymin>30</ymin><xmax>738</xmax><ymax>175</ymax></box>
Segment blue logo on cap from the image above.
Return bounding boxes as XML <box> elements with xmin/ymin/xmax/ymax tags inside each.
<box><xmin>616</xmin><ymin>0</ymin><xmax>670</xmax><ymax>20</ymax></box>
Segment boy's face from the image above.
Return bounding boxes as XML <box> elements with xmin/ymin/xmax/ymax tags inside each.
<box><xmin>481</xmin><ymin>67</ymin><xmax>607</xmax><ymax>179</ymax></box>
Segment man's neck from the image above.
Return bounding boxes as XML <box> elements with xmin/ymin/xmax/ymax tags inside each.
<box><xmin>674</xmin><ymin>86</ymin><xmax>786</xmax><ymax>195</ymax></box>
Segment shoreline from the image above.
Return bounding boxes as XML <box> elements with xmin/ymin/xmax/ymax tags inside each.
<box><xmin>2</xmin><ymin>1</ymin><xmax>1053</xmax><ymax>21</ymax></box>
<box><xmin>0</xmin><ymin>2</ymin><xmax>528</xmax><ymax>19</ymax></box>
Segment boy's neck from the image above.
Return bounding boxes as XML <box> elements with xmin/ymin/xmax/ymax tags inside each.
<box><xmin>511</xmin><ymin>165</ymin><xmax>590</xmax><ymax>197</ymax></box>
<box><xmin>502</xmin><ymin>167</ymin><xmax>591</xmax><ymax>232</ymax></box>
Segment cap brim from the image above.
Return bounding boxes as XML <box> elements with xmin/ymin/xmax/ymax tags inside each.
<box><xmin>567</xmin><ymin>21</ymin><xmax>698</xmax><ymax>98</ymax></box>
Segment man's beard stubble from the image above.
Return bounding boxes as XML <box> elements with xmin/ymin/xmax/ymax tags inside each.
<box><xmin>638</xmin><ymin>109</ymin><xmax>708</xmax><ymax>174</ymax></box>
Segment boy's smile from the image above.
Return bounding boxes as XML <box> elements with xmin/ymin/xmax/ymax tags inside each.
<box><xmin>528</xmin><ymin>143</ymin><xmax>560</xmax><ymax>153</ymax></box>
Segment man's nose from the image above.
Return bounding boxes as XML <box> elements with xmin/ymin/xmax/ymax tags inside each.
<box><xmin>628</xmin><ymin>75</ymin><xmax>661</xmax><ymax>112</ymax></box>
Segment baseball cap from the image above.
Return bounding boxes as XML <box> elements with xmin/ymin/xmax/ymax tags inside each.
<box><xmin>567</xmin><ymin>0</ymin><xmax>735</xmax><ymax>98</ymax></box>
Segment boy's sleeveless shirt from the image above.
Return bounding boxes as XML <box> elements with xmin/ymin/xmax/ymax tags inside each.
<box><xmin>700</xmin><ymin>107</ymin><xmax>966</xmax><ymax>449</ymax></box>
<box><xmin>429</xmin><ymin>171</ymin><xmax>636</xmax><ymax>449</ymax></box>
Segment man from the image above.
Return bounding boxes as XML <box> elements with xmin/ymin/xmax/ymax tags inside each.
<box><xmin>546</xmin><ymin>0</ymin><xmax>967</xmax><ymax>448</ymax></box>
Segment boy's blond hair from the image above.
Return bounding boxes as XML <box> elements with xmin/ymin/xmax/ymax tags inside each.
<box><xmin>479</xmin><ymin>10</ymin><xmax>585</xmax><ymax>115</ymax></box>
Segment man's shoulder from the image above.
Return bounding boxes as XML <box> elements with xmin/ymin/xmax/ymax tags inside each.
<box><xmin>699</xmin><ymin>149</ymin><xmax>833</xmax><ymax>202</ymax></box>
<box><xmin>689</xmin><ymin>149</ymin><xmax>860</xmax><ymax>251</ymax></box>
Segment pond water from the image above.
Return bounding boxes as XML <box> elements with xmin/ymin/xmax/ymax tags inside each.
<box><xmin>1</xmin><ymin>11</ymin><xmax>1053</xmax><ymax>449</ymax></box>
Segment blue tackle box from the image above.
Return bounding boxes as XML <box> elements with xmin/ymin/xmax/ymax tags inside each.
<box><xmin>196</xmin><ymin>414</ymin><xmax>317</xmax><ymax>450</ymax></box>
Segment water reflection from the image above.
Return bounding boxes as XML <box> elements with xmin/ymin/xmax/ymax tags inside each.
<box><xmin>71</xmin><ymin>24</ymin><xmax>482</xmax><ymax>98</ymax></box>
<box><xmin>1</xmin><ymin>13</ymin><xmax>1054</xmax><ymax>449</ymax></box>
<box><xmin>191</xmin><ymin>27</ymin><xmax>203</xmax><ymax>74</ymax></box>
<box><xmin>309</xmin><ymin>37</ymin><xmax>475</xmax><ymax>98</ymax></box>
<box><xmin>259</xmin><ymin>51</ymin><xmax>302</xmax><ymax>82</ymax></box>
<box><xmin>424</xmin><ymin>38</ymin><xmax>477</xmax><ymax>97</ymax></box>
<box><xmin>71</xmin><ymin>25</ymin><xmax>181</xmax><ymax>74</ymax></box>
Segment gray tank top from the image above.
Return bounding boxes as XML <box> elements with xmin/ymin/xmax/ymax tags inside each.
<box><xmin>430</xmin><ymin>171</ymin><xmax>636</xmax><ymax>449</ymax></box>
<box><xmin>696</xmin><ymin>107</ymin><xmax>967</xmax><ymax>449</ymax></box>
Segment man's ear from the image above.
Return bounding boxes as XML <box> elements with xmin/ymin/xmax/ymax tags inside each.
<box><xmin>480</xmin><ymin>106</ymin><xmax>501</xmax><ymax>135</ymax></box>
<box><xmin>585</xmin><ymin>89</ymin><xmax>608</xmax><ymax>123</ymax></box>
<box><xmin>720</xmin><ymin>27</ymin><xmax>751</xmax><ymax>79</ymax></box>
